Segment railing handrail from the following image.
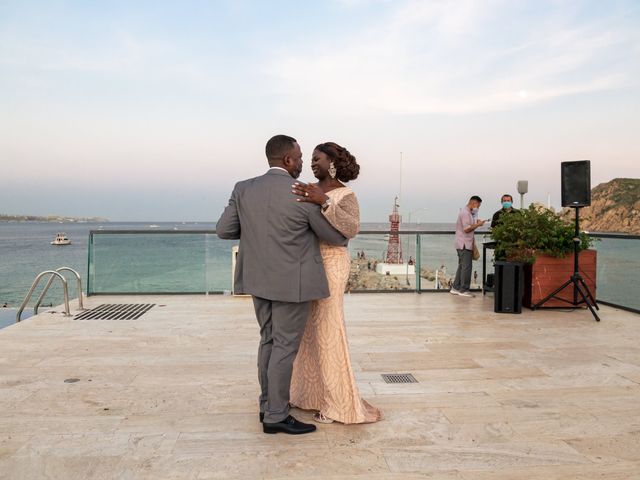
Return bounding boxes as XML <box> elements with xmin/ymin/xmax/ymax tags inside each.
<box><xmin>89</xmin><ymin>229</ymin><xmax>484</xmax><ymax>235</ymax></box>
<box><xmin>90</xmin><ymin>229</ymin><xmax>218</xmax><ymax>234</ymax></box>
<box><xmin>589</xmin><ymin>232</ymin><xmax>640</xmax><ymax>240</ymax></box>
<box><xmin>17</xmin><ymin>271</ymin><xmax>71</xmax><ymax>322</ymax></box>
<box><xmin>88</xmin><ymin>229</ymin><xmax>640</xmax><ymax>239</ymax></box>
<box><xmin>33</xmin><ymin>267</ymin><xmax>85</xmax><ymax>314</ymax></box>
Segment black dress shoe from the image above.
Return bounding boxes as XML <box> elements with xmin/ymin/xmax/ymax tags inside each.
<box><xmin>259</xmin><ymin>412</ymin><xmax>264</xmax><ymax>423</ymax></box>
<box><xmin>263</xmin><ymin>415</ymin><xmax>316</xmax><ymax>435</ymax></box>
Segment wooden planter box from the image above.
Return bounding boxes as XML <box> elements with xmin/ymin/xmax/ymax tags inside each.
<box><xmin>522</xmin><ymin>249</ymin><xmax>597</xmax><ymax>309</ymax></box>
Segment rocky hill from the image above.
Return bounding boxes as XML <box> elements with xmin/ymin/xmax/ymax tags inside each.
<box><xmin>561</xmin><ymin>178</ymin><xmax>640</xmax><ymax>234</ymax></box>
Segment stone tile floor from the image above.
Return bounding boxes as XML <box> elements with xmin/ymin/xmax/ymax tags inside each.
<box><xmin>1</xmin><ymin>293</ymin><xmax>639</xmax><ymax>479</ymax></box>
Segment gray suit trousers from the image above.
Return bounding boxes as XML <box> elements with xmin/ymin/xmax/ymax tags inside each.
<box><xmin>252</xmin><ymin>296</ymin><xmax>310</xmax><ymax>424</ymax></box>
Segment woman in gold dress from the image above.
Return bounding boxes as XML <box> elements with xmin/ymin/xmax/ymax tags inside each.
<box><xmin>289</xmin><ymin>142</ymin><xmax>382</xmax><ymax>424</ymax></box>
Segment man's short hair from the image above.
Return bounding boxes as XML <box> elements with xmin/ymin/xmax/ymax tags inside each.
<box><xmin>265</xmin><ymin>135</ymin><xmax>297</xmax><ymax>162</ymax></box>
<box><xmin>470</xmin><ymin>195</ymin><xmax>482</xmax><ymax>203</ymax></box>
<box><xmin>501</xmin><ymin>194</ymin><xmax>513</xmax><ymax>201</ymax></box>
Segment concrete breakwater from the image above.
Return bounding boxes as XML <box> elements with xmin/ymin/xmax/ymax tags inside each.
<box><xmin>346</xmin><ymin>257</ymin><xmax>464</xmax><ymax>291</ymax></box>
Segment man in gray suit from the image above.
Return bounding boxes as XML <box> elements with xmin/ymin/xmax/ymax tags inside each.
<box><xmin>217</xmin><ymin>134</ymin><xmax>347</xmax><ymax>435</ymax></box>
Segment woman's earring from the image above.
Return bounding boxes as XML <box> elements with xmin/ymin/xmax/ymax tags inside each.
<box><xmin>328</xmin><ymin>162</ymin><xmax>337</xmax><ymax>179</ymax></box>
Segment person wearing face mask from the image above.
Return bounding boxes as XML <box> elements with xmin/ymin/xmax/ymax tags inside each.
<box><xmin>490</xmin><ymin>194</ymin><xmax>517</xmax><ymax>229</ymax></box>
<box><xmin>451</xmin><ymin>196</ymin><xmax>486</xmax><ymax>298</ymax></box>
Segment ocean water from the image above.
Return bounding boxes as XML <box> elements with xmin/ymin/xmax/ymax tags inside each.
<box><xmin>0</xmin><ymin>222</ymin><xmax>213</xmax><ymax>307</ymax></box>
<box><xmin>1</xmin><ymin>222</ymin><xmax>638</xmax><ymax>327</ymax></box>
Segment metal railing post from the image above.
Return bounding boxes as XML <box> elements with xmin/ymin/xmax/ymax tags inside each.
<box><xmin>416</xmin><ymin>234</ymin><xmax>422</xmax><ymax>292</ymax></box>
<box><xmin>87</xmin><ymin>232</ymin><xmax>94</xmax><ymax>296</ymax></box>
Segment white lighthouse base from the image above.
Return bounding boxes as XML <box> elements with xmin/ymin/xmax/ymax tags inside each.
<box><xmin>376</xmin><ymin>263</ymin><xmax>415</xmax><ymax>276</ymax></box>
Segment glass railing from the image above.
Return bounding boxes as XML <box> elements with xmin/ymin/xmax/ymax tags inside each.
<box><xmin>87</xmin><ymin>230</ymin><xmax>482</xmax><ymax>295</ymax></box>
<box><xmin>348</xmin><ymin>231</ymin><xmax>489</xmax><ymax>292</ymax></box>
<box><xmin>87</xmin><ymin>230</ymin><xmax>235</xmax><ymax>295</ymax></box>
<box><xmin>591</xmin><ymin>233</ymin><xmax>640</xmax><ymax>312</ymax></box>
<box><xmin>87</xmin><ymin>230</ymin><xmax>639</xmax><ymax>313</ymax></box>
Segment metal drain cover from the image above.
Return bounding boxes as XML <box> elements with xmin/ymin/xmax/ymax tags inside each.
<box><xmin>74</xmin><ymin>304</ymin><xmax>155</xmax><ymax>320</ymax></box>
<box><xmin>381</xmin><ymin>373</ymin><xmax>418</xmax><ymax>384</ymax></box>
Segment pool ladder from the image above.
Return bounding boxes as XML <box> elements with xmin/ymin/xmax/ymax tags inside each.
<box><xmin>16</xmin><ymin>267</ymin><xmax>86</xmax><ymax>323</ymax></box>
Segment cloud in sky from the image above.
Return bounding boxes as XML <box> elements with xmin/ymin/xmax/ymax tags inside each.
<box><xmin>271</xmin><ymin>0</ymin><xmax>639</xmax><ymax>115</ymax></box>
<box><xmin>0</xmin><ymin>0</ymin><xmax>638</xmax><ymax>221</ymax></box>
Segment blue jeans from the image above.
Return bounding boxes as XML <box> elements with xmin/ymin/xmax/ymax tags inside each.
<box><xmin>453</xmin><ymin>248</ymin><xmax>472</xmax><ymax>292</ymax></box>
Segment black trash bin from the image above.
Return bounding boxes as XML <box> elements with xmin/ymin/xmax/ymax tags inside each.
<box><xmin>494</xmin><ymin>261</ymin><xmax>524</xmax><ymax>313</ymax></box>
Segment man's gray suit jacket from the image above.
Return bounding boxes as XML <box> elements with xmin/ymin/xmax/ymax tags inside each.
<box><xmin>216</xmin><ymin>168</ymin><xmax>348</xmax><ymax>303</ymax></box>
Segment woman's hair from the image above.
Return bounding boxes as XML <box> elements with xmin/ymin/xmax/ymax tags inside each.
<box><xmin>315</xmin><ymin>142</ymin><xmax>360</xmax><ymax>182</ymax></box>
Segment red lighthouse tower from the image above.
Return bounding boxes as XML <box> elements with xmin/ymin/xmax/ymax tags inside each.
<box><xmin>384</xmin><ymin>196</ymin><xmax>403</xmax><ymax>264</ymax></box>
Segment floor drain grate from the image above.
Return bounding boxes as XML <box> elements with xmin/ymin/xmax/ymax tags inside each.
<box><xmin>381</xmin><ymin>373</ymin><xmax>418</xmax><ymax>384</ymax></box>
<box><xmin>74</xmin><ymin>304</ymin><xmax>155</xmax><ymax>320</ymax></box>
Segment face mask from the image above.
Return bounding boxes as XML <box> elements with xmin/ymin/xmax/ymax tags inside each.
<box><xmin>502</xmin><ymin>201</ymin><xmax>512</xmax><ymax>209</ymax></box>
<box><xmin>471</xmin><ymin>208</ymin><xmax>479</xmax><ymax>215</ymax></box>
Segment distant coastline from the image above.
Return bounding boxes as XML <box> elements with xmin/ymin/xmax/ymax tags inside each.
<box><xmin>0</xmin><ymin>214</ymin><xmax>109</xmax><ymax>223</ymax></box>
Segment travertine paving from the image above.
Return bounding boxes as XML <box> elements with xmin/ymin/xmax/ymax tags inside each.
<box><xmin>1</xmin><ymin>293</ymin><xmax>639</xmax><ymax>479</ymax></box>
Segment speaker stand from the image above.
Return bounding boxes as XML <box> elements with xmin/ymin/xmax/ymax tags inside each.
<box><xmin>532</xmin><ymin>207</ymin><xmax>600</xmax><ymax>321</ymax></box>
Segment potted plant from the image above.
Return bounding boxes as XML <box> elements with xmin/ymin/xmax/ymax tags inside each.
<box><xmin>491</xmin><ymin>205</ymin><xmax>596</xmax><ymax>308</ymax></box>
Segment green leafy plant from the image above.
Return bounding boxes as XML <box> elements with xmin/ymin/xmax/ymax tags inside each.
<box><xmin>491</xmin><ymin>205</ymin><xmax>593</xmax><ymax>264</ymax></box>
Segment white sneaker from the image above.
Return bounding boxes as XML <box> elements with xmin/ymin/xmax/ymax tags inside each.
<box><xmin>458</xmin><ymin>291</ymin><xmax>475</xmax><ymax>298</ymax></box>
<box><xmin>450</xmin><ymin>288</ymin><xmax>460</xmax><ymax>295</ymax></box>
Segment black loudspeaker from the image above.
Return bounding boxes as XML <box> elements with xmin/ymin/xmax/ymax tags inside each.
<box><xmin>561</xmin><ymin>160</ymin><xmax>591</xmax><ymax>207</ymax></box>
<box><xmin>494</xmin><ymin>262</ymin><xmax>524</xmax><ymax>314</ymax></box>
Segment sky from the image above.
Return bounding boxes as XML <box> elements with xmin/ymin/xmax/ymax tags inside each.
<box><xmin>1</xmin><ymin>0</ymin><xmax>639</xmax><ymax>222</ymax></box>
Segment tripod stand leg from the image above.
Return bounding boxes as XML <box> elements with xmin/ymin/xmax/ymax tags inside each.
<box><xmin>577</xmin><ymin>276</ymin><xmax>599</xmax><ymax>310</ymax></box>
<box><xmin>532</xmin><ymin>277</ymin><xmax>572</xmax><ymax>310</ymax></box>
<box><xmin>575</xmin><ymin>281</ymin><xmax>600</xmax><ymax>322</ymax></box>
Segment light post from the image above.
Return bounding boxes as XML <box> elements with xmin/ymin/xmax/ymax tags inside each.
<box><xmin>517</xmin><ymin>180</ymin><xmax>528</xmax><ymax>209</ymax></box>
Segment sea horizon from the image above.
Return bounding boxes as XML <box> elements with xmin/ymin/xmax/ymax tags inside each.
<box><xmin>0</xmin><ymin>219</ymin><xmax>458</xmax><ymax>227</ymax></box>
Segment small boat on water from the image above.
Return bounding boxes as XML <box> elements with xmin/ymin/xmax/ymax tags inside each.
<box><xmin>51</xmin><ymin>233</ymin><xmax>71</xmax><ymax>246</ymax></box>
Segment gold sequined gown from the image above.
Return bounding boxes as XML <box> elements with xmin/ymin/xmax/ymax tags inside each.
<box><xmin>290</xmin><ymin>187</ymin><xmax>382</xmax><ymax>424</ymax></box>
